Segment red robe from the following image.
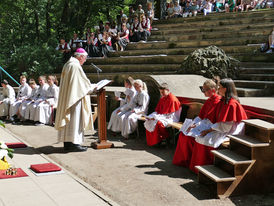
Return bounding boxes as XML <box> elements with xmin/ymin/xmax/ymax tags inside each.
<box><xmin>146</xmin><ymin>93</ymin><xmax>181</xmax><ymax>146</ymax></box>
<box><xmin>172</xmin><ymin>94</ymin><xmax>221</xmax><ymax>166</ymax></box>
<box><xmin>189</xmin><ymin>97</ymin><xmax>247</xmax><ymax>173</ymax></box>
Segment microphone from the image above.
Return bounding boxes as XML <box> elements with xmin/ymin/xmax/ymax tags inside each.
<box><xmin>91</xmin><ymin>63</ymin><xmax>102</xmax><ymax>73</ymax></box>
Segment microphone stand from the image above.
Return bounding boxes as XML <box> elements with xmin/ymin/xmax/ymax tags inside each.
<box><xmin>91</xmin><ymin>63</ymin><xmax>102</xmax><ymax>81</ymax></box>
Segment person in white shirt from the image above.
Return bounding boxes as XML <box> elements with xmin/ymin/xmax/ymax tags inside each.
<box><xmin>204</xmin><ymin>0</ymin><xmax>213</xmax><ymax>15</ymax></box>
<box><xmin>26</xmin><ymin>76</ymin><xmax>49</xmax><ymax>122</ymax></box>
<box><xmin>9</xmin><ymin>75</ymin><xmax>31</xmax><ymax>123</ymax></box>
<box><xmin>0</xmin><ymin>80</ymin><xmax>15</xmax><ymax>119</ymax></box>
<box><xmin>69</xmin><ymin>33</ymin><xmax>82</xmax><ymax>52</ymax></box>
<box><xmin>34</xmin><ymin>75</ymin><xmax>59</xmax><ymax>126</ymax></box>
<box><xmin>139</xmin><ymin>15</ymin><xmax>151</xmax><ymax>42</ymax></box>
<box><xmin>18</xmin><ymin>79</ymin><xmax>39</xmax><ymax>122</ymax></box>
<box><xmin>120</xmin><ymin>79</ymin><xmax>150</xmax><ymax>139</ymax></box>
<box><xmin>108</xmin><ymin>77</ymin><xmax>136</xmax><ymax>134</ymax></box>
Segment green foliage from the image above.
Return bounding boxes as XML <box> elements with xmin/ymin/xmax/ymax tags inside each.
<box><xmin>178</xmin><ymin>46</ymin><xmax>240</xmax><ymax>79</ymax></box>
<box><xmin>0</xmin><ymin>0</ymin><xmax>135</xmax><ymax>81</ymax></box>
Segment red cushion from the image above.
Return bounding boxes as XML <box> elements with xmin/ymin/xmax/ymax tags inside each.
<box><xmin>5</xmin><ymin>142</ymin><xmax>27</xmax><ymax>148</ymax></box>
<box><xmin>0</xmin><ymin>168</ymin><xmax>28</xmax><ymax>179</ymax></box>
<box><xmin>30</xmin><ymin>163</ymin><xmax>61</xmax><ymax>173</ymax></box>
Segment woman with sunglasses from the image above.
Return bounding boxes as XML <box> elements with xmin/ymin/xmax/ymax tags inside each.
<box><xmin>173</xmin><ymin>79</ymin><xmax>221</xmax><ymax>167</ymax></box>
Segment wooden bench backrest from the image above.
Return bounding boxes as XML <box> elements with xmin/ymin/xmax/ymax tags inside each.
<box><xmin>185</xmin><ymin>102</ymin><xmax>204</xmax><ymax>119</ymax></box>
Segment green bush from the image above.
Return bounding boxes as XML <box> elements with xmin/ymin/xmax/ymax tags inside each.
<box><xmin>4</xmin><ymin>43</ymin><xmax>62</xmax><ymax>82</ymax></box>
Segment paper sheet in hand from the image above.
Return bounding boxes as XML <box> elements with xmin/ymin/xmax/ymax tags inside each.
<box><xmin>188</xmin><ymin>119</ymin><xmax>213</xmax><ymax>138</ymax></box>
<box><xmin>180</xmin><ymin>118</ymin><xmax>194</xmax><ymax>135</ymax></box>
<box><xmin>96</xmin><ymin>79</ymin><xmax>112</xmax><ymax>91</ymax></box>
<box><xmin>114</xmin><ymin>91</ymin><xmax>121</xmax><ymax>98</ymax></box>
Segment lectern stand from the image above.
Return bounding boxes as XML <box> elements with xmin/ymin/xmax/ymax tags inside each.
<box><xmin>91</xmin><ymin>88</ymin><xmax>114</xmax><ymax>149</ymax></box>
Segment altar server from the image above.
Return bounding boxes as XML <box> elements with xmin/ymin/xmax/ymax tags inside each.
<box><xmin>34</xmin><ymin>75</ymin><xmax>59</xmax><ymax>125</ymax></box>
<box><xmin>0</xmin><ymin>80</ymin><xmax>15</xmax><ymax>118</ymax></box>
<box><xmin>27</xmin><ymin>76</ymin><xmax>49</xmax><ymax>121</ymax></box>
<box><xmin>108</xmin><ymin>77</ymin><xmax>136</xmax><ymax>133</ymax></box>
<box><xmin>173</xmin><ymin>79</ymin><xmax>221</xmax><ymax>167</ymax></box>
<box><xmin>145</xmin><ymin>83</ymin><xmax>181</xmax><ymax>146</ymax></box>
<box><xmin>19</xmin><ymin>79</ymin><xmax>39</xmax><ymax>121</ymax></box>
<box><xmin>9</xmin><ymin>75</ymin><xmax>31</xmax><ymax>122</ymax></box>
<box><xmin>120</xmin><ymin>79</ymin><xmax>150</xmax><ymax>139</ymax></box>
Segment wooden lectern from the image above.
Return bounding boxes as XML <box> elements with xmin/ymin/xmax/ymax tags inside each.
<box><xmin>91</xmin><ymin>88</ymin><xmax>114</xmax><ymax>149</ymax></box>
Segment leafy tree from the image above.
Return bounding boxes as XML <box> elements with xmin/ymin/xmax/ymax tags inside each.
<box><xmin>0</xmin><ymin>0</ymin><xmax>135</xmax><ymax>83</ymax></box>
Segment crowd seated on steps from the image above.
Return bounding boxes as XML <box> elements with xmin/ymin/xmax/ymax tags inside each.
<box><xmin>0</xmin><ymin>75</ymin><xmax>59</xmax><ymax>127</ymax></box>
<box><xmin>166</xmin><ymin>0</ymin><xmax>274</xmax><ymax>18</ymax></box>
<box><xmin>56</xmin><ymin>2</ymin><xmax>154</xmax><ymax>60</ymax></box>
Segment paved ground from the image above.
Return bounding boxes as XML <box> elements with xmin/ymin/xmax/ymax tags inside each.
<box><xmin>2</xmin><ymin>123</ymin><xmax>274</xmax><ymax>206</ymax></box>
<box><xmin>0</xmin><ymin>126</ymin><xmax>115</xmax><ymax>206</ymax></box>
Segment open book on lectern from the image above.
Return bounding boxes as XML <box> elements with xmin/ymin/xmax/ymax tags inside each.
<box><xmin>96</xmin><ymin>79</ymin><xmax>112</xmax><ymax>91</ymax></box>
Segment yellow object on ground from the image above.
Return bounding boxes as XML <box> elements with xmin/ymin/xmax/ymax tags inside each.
<box><xmin>0</xmin><ymin>157</ymin><xmax>10</xmax><ymax>170</ymax></box>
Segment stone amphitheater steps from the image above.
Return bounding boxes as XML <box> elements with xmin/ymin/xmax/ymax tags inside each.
<box><xmin>152</xmin><ymin>22</ymin><xmax>274</xmax><ymax>35</ymax></box>
<box><xmin>153</xmin><ymin>9</ymin><xmax>274</xmax><ymax>25</ymax></box>
<box><xmin>109</xmin><ymin>45</ymin><xmax>260</xmax><ymax>57</ymax></box>
<box><xmin>149</xmin><ymin>29</ymin><xmax>271</xmax><ymax>41</ymax></box>
<box><xmin>83</xmin><ymin>64</ymin><xmax>180</xmax><ymax>73</ymax></box>
<box><xmin>126</xmin><ymin>36</ymin><xmax>266</xmax><ymax>50</ymax></box>
<box><xmin>153</xmin><ymin>16</ymin><xmax>273</xmax><ymax>30</ymax></box>
<box><xmin>82</xmin><ymin>9</ymin><xmax>274</xmax><ymax>97</ymax></box>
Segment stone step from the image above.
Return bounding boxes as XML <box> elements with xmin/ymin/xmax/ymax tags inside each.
<box><xmin>211</xmin><ymin>149</ymin><xmax>252</xmax><ymax>165</ymax></box>
<box><xmin>152</xmin><ymin>22</ymin><xmax>274</xmax><ymax>35</ymax></box>
<box><xmin>154</xmin><ymin>17</ymin><xmax>273</xmax><ymax>29</ymax></box>
<box><xmin>83</xmin><ymin>64</ymin><xmax>180</xmax><ymax>73</ymax></box>
<box><xmin>154</xmin><ymin>9</ymin><xmax>274</xmax><ymax>25</ymax></box>
<box><xmin>149</xmin><ymin>29</ymin><xmax>271</xmax><ymax>42</ymax></box>
<box><xmin>109</xmin><ymin>45</ymin><xmax>260</xmax><ymax>57</ymax></box>
<box><xmin>236</xmin><ymin>87</ymin><xmax>265</xmax><ymax>97</ymax></box>
<box><xmin>86</xmin><ymin>55</ymin><xmax>185</xmax><ymax>65</ymax></box>
<box><xmin>238</xmin><ymin>73</ymin><xmax>274</xmax><ymax>81</ymax></box>
<box><xmin>234</xmin><ymin>80</ymin><xmax>274</xmax><ymax>89</ymax></box>
<box><xmin>228</xmin><ymin>134</ymin><xmax>270</xmax><ymax>148</ymax></box>
<box><xmin>239</xmin><ymin>67</ymin><xmax>274</xmax><ymax>74</ymax></box>
<box><xmin>196</xmin><ymin>165</ymin><xmax>236</xmax><ymax>182</ymax></box>
<box><xmin>234</xmin><ymin>54</ymin><xmax>274</xmax><ymax>63</ymax></box>
<box><xmin>126</xmin><ymin>36</ymin><xmax>266</xmax><ymax>50</ymax></box>
<box><xmin>239</xmin><ymin>62</ymin><xmax>274</xmax><ymax>68</ymax></box>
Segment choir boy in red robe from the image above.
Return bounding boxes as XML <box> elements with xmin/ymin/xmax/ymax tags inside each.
<box><xmin>189</xmin><ymin>78</ymin><xmax>247</xmax><ymax>173</ymax></box>
<box><xmin>173</xmin><ymin>79</ymin><xmax>221</xmax><ymax>167</ymax></box>
<box><xmin>145</xmin><ymin>83</ymin><xmax>181</xmax><ymax>146</ymax></box>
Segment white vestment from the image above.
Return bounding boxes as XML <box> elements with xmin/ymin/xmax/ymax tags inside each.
<box><xmin>144</xmin><ymin>108</ymin><xmax>182</xmax><ymax>132</ymax></box>
<box><xmin>19</xmin><ymin>85</ymin><xmax>39</xmax><ymax>120</ymax></box>
<box><xmin>9</xmin><ymin>83</ymin><xmax>31</xmax><ymax>118</ymax></box>
<box><xmin>34</xmin><ymin>84</ymin><xmax>59</xmax><ymax>124</ymax></box>
<box><xmin>120</xmin><ymin>90</ymin><xmax>150</xmax><ymax>138</ymax></box>
<box><xmin>195</xmin><ymin>121</ymin><xmax>245</xmax><ymax>148</ymax></box>
<box><xmin>27</xmin><ymin>84</ymin><xmax>49</xmax><ymax>121</ymax></box>
<box><xmin>0</xmin><ymin>85</ymin><xmax>15</xmax><ymax>117</ymax></box>
<box><xmin>108</xmin><ymin>87</ymin><xmax>136</xmax><ymax>132</ymax></box>
<box><xmin>55</xmin><ymin>57</ymin><xmax>95</xmax><ymax>144</ymax></box>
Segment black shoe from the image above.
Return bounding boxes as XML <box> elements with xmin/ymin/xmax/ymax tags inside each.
<box><xmin>64</xmin><ymin>142</ymin><xmax>87</xmax><ymax>152</ymax></box>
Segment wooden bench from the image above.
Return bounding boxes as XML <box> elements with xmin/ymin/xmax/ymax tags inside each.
<box><xmin>138</xmin><ymin>102</ymin><xmax>230</xmax><ymax>148</ymax></box>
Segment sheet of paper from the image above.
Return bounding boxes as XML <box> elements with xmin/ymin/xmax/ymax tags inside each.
<box><xmin>96</xmin><ymin>79</ymin><xmax>112</xmax><ymax>91</ymax></box>
<box><xmin>180</xmin><ymin>118</ymin><xmax>194</xmax><ymax>135</ymax></box>
<box><xmin>188</xmin><ymin>119</ymin><xmax>213</xmax><ymax>138</ymax></box>
<box><xmin>114</xmin><ymin>91</ymin><xmax>121</xmax><ymax>98</ymax></box>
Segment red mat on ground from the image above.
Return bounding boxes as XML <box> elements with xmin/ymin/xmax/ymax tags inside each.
<box><xmin>0</xmin><ymin>168</ymin><xmax>28</xmax><ymax>179</ymax></box>
<box><xmin>5</xmin><ymin>142</ymin><xmax>27</xmax><ymax>148</ymax></box>
<box><xmin>30</xmin><ymin>163</ymin><xmax>61</xmax><ymax>173</ymax></box>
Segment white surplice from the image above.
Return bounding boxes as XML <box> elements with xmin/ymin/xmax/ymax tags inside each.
<box><xmin>34</xmin><ymin>84</ymin><xmax>59</xmax><ymax>124</ymax></box>
<box><xmin>195</xmin><ymin>121</ymin><xmax>245</xmax><ymax>148</ymax></box>
<box><xmin>0</xmin><ymin>85</ymin><xmax>16</xmax><ymax>117</ymax></box>
<box><xmin>9</xmin><ymin>83</ymin><xmax>32</xmax><ymax>118</ymax></box>
<box><xmin>144</xmin><ymin>107</ymin><xmax>182</xmax><ymax>132</ymax></box>
<box><xmin>120</xmin><ymin>90</ymin><xmax>150</xmax><ymax>138</ymax></box>
<box><xmin>108</xmin><ymin>87</ymin><xmax>136</xmax><ymax>132</ymax></box>
<box><xmin>27</xmin><ymin>84</ymin><xmax>49</xmax><ymax>120</ymax></box>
